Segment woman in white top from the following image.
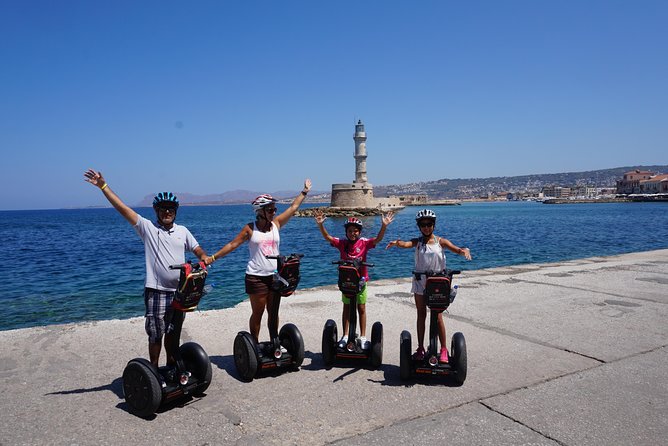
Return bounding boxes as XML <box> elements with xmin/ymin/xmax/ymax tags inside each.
<box><xmin>207</xmin><ymin>179</ymin><xmax>311</xmax><ymax>341</ymax></box>
<box><xmin>386</xmin><ymin>209</ymin><xmax>471</xmax><ymax>363</ymax></box>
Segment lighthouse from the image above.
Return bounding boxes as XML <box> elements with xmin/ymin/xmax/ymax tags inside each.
<box><xmin>353</xmin><ymin>120</ymin><xmax>368</xmax><ymax>184</ymax></box>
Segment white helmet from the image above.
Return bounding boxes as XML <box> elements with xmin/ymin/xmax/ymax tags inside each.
<box><xmin>252</xmin><ymin>194</ymin><xmax>277</xmax><ymax>212</ymax></box>
<box><xmin>415</xmin><ymin>209</ymin><xmax>436</xmax><ymax>221</ymax></box>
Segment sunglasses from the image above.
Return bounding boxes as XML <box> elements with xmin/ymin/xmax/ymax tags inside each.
<box><xmin>158</xmin><ymin>207</ymin><xmax>176</xmax><ymax>214</ymax></box>
<box><xmin>418</xmin><ymin>221</ymin><xmax>434</xmax><ymax>228</ymax></box>
<box><xmin>265</xmin><ymin>207</ymin><xmax>277</xmax><ymax>214</ymax></box>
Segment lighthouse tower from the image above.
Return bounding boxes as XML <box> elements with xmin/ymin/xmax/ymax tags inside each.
<box><xmin>353</xmin><ymin>120</ymin><xmax>368</xmax><ymax>184</ymax></box>
<box><xmin>330</xmin><ymin>120</ymin><xmax>376</xmax><ymax>208</ymax></box>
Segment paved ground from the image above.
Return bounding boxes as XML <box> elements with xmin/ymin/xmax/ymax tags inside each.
<box><xmin>1</xmin><ymin>249</ymin><xmax>667</xmax><ymax>446</ymax></box>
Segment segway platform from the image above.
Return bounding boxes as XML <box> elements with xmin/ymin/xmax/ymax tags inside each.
<box><xmin>399</xmin><ymin>269</ymin><xmax>467</xmax><ymax>385</ymax></box>
<box><xmin>234</xmin><ymin>254</ymin><xmax>305</xmax><ymax>382</ymax></box>
<box><xmin>122</xmin><ymin>261</ymin><xmax>213</xmax><ymax>417</ymax></box>
<box><xmin>321</xmin><ymin>259</ymin><xmax>383</xmax><ymax>369</ymax></box>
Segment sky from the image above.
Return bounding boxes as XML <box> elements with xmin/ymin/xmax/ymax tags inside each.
<box><xmin>1</xmin><ymin>1</ymin><xmax>666</xmax><ymax>210</ymax></box>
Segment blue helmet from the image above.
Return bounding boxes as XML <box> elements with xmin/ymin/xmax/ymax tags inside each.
<box><xmin>153</xmin><ymin>192</ymin><xmax>179</xmax><ymax>209</ymax></box>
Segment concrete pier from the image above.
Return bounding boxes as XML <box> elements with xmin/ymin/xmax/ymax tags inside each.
<box><xmin>1</xmin><ymin>249</ymin><xmax>667</xmax><ymax>445</ymax></box>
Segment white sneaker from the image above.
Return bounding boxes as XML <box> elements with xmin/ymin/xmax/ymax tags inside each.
<box><xmin>359</xmin><ymin>336</ymin><xmax>370</xmax><ymax>350</ymax></box>
<box><xmin>338</xmin><ymin>336</ymin><xmax>348</xmax><ymax>349</ymax></box>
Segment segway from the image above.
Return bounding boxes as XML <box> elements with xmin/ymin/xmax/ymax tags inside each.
<box><xmin>122</xmin><ymin>261</ymin><xmax>213</xmax><ymax>417</ymax></box>
<box><xmin>321</xmin><ymin>259</ymin><xmax>383</xmax><ymax>368</ymax></box>
<box><xmin>399</xmin><ymin>269</ymin><xmax>467</xmax><ymax>385</ymax></box>
<box><xmin>233</xmin><ymin>253</ymin><xmax>305</xmax><ymax>382</ymax></box>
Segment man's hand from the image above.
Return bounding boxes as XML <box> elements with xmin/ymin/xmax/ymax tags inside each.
<box><xmin>84</xmin><ymin>169</ymin><xmax>106</xmax><ymax>189</ymax></box>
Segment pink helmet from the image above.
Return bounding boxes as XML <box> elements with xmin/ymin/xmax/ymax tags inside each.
<box><xmin>344</xmin><ymin>217</ymin><xmax>363</xmax><ymax>230</ymax></box>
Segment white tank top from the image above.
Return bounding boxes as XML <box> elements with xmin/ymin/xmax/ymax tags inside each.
<box><xmin>246</xmin><ymin>222</ymin><xmax>280</xmax><ymax>276</ymax></box>
<box><xmin>414</xmin><ymin>236</ymin><xmax>446</xmax><ymax>273</ymax></box>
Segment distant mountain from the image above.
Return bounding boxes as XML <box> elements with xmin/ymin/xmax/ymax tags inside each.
<box><xmin>136</xmin><ymin>189</ymin><xmax>329</xmax><ymax>207</ymax></box>
<box><xmin>137</xmin><ymin>165</ymin><xmax>668</xmax><ymax>205</ymax></box>
<box><xmin>374</xmin><ymin>165</ymin><xmax>668</xmax><ymax>199</ymax></box>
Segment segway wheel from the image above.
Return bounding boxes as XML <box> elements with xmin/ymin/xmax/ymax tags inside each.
<box><xmin>451</xmin><ymin>332</ymin><xmax>467</xmax><ymax>386</ymax></box>
<box><xmin>370</xmin><ymin>321</ymin><xmax>383</xmax><ymax>369</ymax></box>
<box><xmin>180</xmin><ymin>342</ymin><xmax>213</xmax><ymax>396</ymax></box>
<box><xmin>322</xmin><ymin>319</ymin><xmax>337</xmax><ymax>367</ymax></box>
<box><xmin>234</xmin><ymin>332</ymin><xmax>259</xmax><ymax>382</ymax></box>
<box><xmin>122</xmin><ymin>358</ymin><xmax>162</xmax><ymax>417</ymax></box>
<box><xmin>399</xmin><ymin>330</ymin><xmax>412</xmax><ymax>381</ymax></box>
<box><xmin>279</xmin><ymin>323</ymin><xmax>305</xmax><ymax>368</ymax></box>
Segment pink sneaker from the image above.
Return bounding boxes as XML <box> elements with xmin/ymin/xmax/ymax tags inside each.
<box><xmin>439</xmin><ymin>347</ymin><xmax>449</xmax><ymax>363</ymax></box>
<box><xmin>412</xmin><ymin>346</ymin><xmax>425</xmax><ymax>360</ymax></box>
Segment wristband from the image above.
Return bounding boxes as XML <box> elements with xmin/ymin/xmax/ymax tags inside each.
<box><xmin>301</xmin><ymin>191</ymin><xmax>308</xmax><ymax>196</ymax></box>
<box><xmin>100</xmin><ymin>183</ymin><xmax>108</xmax><ymax>191</ymax></box>
<box><xmin>211</xmin><ymin>254</ymin><xmax>216</xmax><ymax>262</ymax></box>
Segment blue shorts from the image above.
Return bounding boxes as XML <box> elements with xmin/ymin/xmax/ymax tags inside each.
<box><xmin>144</xmin><ymin>288</ymin><xmax>182</xmax><ymax>343</ymax></box>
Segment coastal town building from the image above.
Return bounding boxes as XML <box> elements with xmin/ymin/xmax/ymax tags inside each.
<box><xmin>616</xmin><ymin>170</ymin><xmax>656</xmax><ymax>194</ymax></box>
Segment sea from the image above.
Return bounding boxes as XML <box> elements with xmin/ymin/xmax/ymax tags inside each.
<box><xmin>2</xmin><ymin>201</ymin><xmax>668</xmax><ymax>331</ymax></box>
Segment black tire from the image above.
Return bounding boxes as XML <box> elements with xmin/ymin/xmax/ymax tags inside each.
<box><xmin>234</xmin><ymin>332</ymin><xmax>258</xmax><ymax>382</ymax></box>
<box><xmin>451</xmin><ymin>332</ymin><xmax>467</xmax><ymax>386</ymax></box>
<box><xmin>180</xmin><ymin>342</ymin><xmax>212</xmax><ymax>396</ymax></box>
<box><xmin>279</xmin><ymin>323</ymin><xmax>305</xmax><ymax>368</ymax></box>
<box><xmin>399</xmin><ymin>330</ymin><xmax>412</xmax><ymax>381</ymax></box>
<box><xmin>322</xmin><ymin>319</ymin><xmax>337</xmax><ymax>367</ymax></box>
<box><xmin>370</xmin><ymin>321</ymin><xmax>383</xmax><ymax>369</ymax></box>
<box><xmin>122</xmin><ymin>358</ymin><xmax>162</xmax><ymax>417</ymax></box>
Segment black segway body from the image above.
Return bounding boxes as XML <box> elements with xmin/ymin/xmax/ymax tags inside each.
<box><xmin>399</xmin><ymin>269</ymin><xmax>467</xmax><ymax>385</ymax></box>
<box><xmin>233</xmin><ymin>254</ymin><xmax>305</xmax><ymax>382</ymax></box>
<box><xmin>321</xmin><ymin>259</ymin><xmax>383</xmax><ymax>368</ymax></box>
<box><xmin>122</xmin><ymin>261</ymin><xmax>212</xmax><ymax>417</ymax></box>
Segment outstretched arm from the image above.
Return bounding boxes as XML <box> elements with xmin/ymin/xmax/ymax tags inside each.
<box><xmin>371</xmin><ymin>211</ymin><xmax>395</xmax><ymax>246</ymax></box>
<box><xmin>84</xmin><ymin>169</ymin><xmax>138</xmax><ymax>226</ymax></box>
<box><xmin>440</xmin><ymin>238</ymin><xmax>472</xmax><ymax>260</ymax></box>
<box><xmin>274</xmin><ymin>179</ymin><xmax>312</xmax><ymax>229</ymax></box>
<box><xmin>386</xmin><ymin>238</ymin><xmax>416</xmax><ymax>249</ymax></box>
<box><xmin>314</xmin><ymin>208</ymin><xmax>335</xmax><ymax>243</ymax></box>
<box><xmin>205</xmin><ymin>224</ymin><xmax>253</xmax><ymax>265</ymax></box>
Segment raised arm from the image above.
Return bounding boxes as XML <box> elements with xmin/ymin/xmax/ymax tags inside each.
<box><xmin>205</xmin><ymin>223</ymin><xmax>253</xmax><ymax>265</ymax></box>
<box><xmin>440</xmin><ymin>238</ymin><xmax>472</xmax><ymax>260</ymax></box>
<box><xmin>371</xmin><ymin>211</ymin><xmax>395</xmax><ymax>246</ymax></box>
<box><xmin>314</xmin><ymin>208</ymin><xmax>335</xmax><ymax>243</ymax></box>
<box><xmin>84</xmin><ymin>169</ymin><xmax>138</xmax><ymax>225</ymax></box>
<box><xmin>274</xmin><ymin>179</ymin><xmax>312</xmax><ymax>229</ymax></box>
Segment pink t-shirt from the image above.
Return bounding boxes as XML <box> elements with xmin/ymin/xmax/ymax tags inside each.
<box><xmin>331</xmin><ymin>237</ymin><xmax>376</xmax><ymax>280</ymax></box>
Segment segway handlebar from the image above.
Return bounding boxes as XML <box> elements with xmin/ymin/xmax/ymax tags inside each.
<box><xmin>332</xmin><ymin>259</ymin><xmax>374</xmax><ymax>268</ymax></box>
<box><xmin>412</xmin><ymin>269</ymin><xmax>460</xmax><ymax>279</ymax></box>
<box><xmin>169</xmin><ymin>261</ymin><xmax>207</xmax><ymax>271</ymax></box>
<box><xmin>266</xmin><ymin>253</ymin><xmax>304</xmax><ymax>260</ymax></box>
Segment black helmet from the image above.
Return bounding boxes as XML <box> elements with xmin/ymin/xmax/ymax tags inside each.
<box><xmin>153</xmin><ymin>192</ymin><xmax>179</xmax><ymax>209</ymax></box>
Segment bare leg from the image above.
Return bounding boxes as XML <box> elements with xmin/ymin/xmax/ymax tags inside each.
<box><xmin>149</xmin><ymin>341</ymin><xmax>162</xmax><ymax>368</ymax></box>
<box><xmin>437</xmin><ymin>312</ymin><xmax>447</xmax><ymax>349</ymax></box>
<box><xmin>414</xmin><ymin>293</ymin><xmax>427</xmax><ymax>349</ymax></box>
<box><xmin>249</xmin><ymin>292</ymin><xmax>268</xmax><ymax>342</ymax></box>
<box><xmin>358</xmin><ymin>303</ymin><xmax>367</xmax><ymax>337</ymax></box>
<box><xmin>341</xmin><ymin>302</ymin><xmax>350</xmax><ymax>337</ymax></box>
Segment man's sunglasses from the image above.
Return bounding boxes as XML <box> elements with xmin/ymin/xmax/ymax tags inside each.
<box><xmin>418</xmin><ymin>221</ymin><xmax>434</xmax><ymax>228</ymax></box>
<box><xmin>264</xmin><ymin>207</ymin><xmax>277</xmax><ymax>214</ymax></box>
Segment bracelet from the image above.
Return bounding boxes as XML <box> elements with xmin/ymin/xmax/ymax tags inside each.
<box><xmin>301</xmin><ymin>191</ymin><xmax>308</xmax><ymax>196</ymax></box>
<box><xmin>100</xmin><ymin>183</ymin><xmax>108</xmax><ymax>191</ymax></box>
<box><xmin>211</xmin><ymin>254</ymin><xmax>216</xmax><ymax>262</ymax></box>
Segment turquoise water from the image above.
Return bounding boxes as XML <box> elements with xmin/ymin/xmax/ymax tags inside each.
<box><xmin>2</xmin><ymin>201</ymin><xmax>667</xmax><ymax>331</ymax></box>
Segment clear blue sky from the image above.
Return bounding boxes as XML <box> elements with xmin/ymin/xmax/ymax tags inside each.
<box><xmin>1</xmin><ymin>1</ymin><xmax>666</xmax><ymax>210</ymax></box>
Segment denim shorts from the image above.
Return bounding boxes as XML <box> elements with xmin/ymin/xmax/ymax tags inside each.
<box><xmin>144</xmin><ymin>288</ymin><xmax>179</xmax><ymax>343</ymax></box>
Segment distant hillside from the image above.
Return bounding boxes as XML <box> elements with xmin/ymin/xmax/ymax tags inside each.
<box><xmin>374</xmin><ymin>165</ymin><xmax>668</xmax><ymax>199</ymax></box>
<box><xmin>137</xmin><ymin>165</ymin><xmax>668</xmax><ymax>205</ymax></box>
<box><xmin>136</xmin><ymin>190</ymin><xmax>330</xmax><ymax>207</ymax></box>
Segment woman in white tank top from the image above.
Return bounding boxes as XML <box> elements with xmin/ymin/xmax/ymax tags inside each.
<box><xmin>386</xmin><ymin>209</ymin><xmax>471</xmax><ymax>363</ymax></box>
<box><xmin>206</xmin><ymin>179</ymin><xmax>312</xmax><ymax>341</ymax></box>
